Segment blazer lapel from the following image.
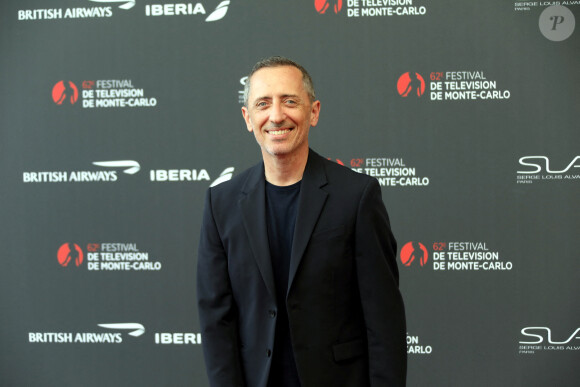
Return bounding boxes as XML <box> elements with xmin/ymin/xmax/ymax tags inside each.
<box><xmin>288</xmin><ymin>150</ymin><xmax>328</xmax><ymax>295</ymax></box>
<box><xmin>239</xmin><ymin>163</ymin><xmax>277</xmax><ymax>302</ymax></box>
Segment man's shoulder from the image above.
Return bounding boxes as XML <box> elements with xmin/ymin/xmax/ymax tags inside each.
<box><xmin>313</xmin><ymin>151</ymin><xmax>375</xmax><ymax>187</ymax></box>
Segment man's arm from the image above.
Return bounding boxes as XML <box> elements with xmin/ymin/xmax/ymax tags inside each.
<box><xmin>197</xmin><ymin>189</ymin><xmax>246</xmax><ymax>387</ymax></box>
<box><xmin>355</xmin><ymin>178</ymin><xmax>407</xmax><ymax>386</ymax></box>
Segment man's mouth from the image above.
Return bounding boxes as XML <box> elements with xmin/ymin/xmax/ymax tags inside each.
<box><xmin>267</xmin><ymin>128</ymin><xmax>292</xmax><ymax>135</ymax></box>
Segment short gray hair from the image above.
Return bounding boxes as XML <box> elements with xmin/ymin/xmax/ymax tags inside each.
<box><xmin>243</xmin><ymin>56</ymin><xmax>316</xmax><ymax>106</ymax></box>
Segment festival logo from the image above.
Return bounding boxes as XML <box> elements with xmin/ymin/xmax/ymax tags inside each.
<box><xmin>400</xmin><ymin>70</ymin><xmax>511</xmax><ymax>102</ymax></box>
<box><xmin>407</xmin><ymin>332</ymin><xmax>433</xmax><ymax>355</ymax></box>
<box><xmin>400</xmin><ymin>241</ymin><xmax>513</xmax><ymax>272</ymax></box>
<box><xmin>52</xmin><ymin>81</ymin><xmax>79</xmax><ymax>105</ymax></box>
<box><xmin>315</xmin><ymin>0</ymin><xmax>343</xmax><ymax>14</ymax></box>
<box><xmin>349</xmin><ymin>156</ymin><xmax>430</xmax><ymax>187</ymax></box>
<box><xmin>400</xmin><ymin>242</ymin><xmax>428</xmax><ymax>267</ymax></box>
<box><xmin>50</xmin><ymin>79</ymin><xmax>158</xmax><ymax>109</ymax></box>
<box><xmin>397</xmin><ymin>72</ymin><xmax>425</xmax><ymax>98</ymax></box>
<box><xmin>57</xmin><ymin>242</ymin><xmax>163</xmax><ymax>272</ymax></box>
<box><xmin>57</xmin><ymin>243</ymin><xmax>84</xmax><ymax>267</ymax></box>
<box><xmin>315</xmin><ymin>0</ymin><xmax>428</xmax><ymax>18</ymax></box>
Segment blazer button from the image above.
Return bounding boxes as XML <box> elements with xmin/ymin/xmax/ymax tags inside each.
<box><xmin>268</xmin><ymin>310</ymin><xmax>276</xmax><ymax>318</ymax></box>
<box><xmin>266</xmin><ymin>349</ymin><xmax>272</xmax><ymax>357</ymax></box>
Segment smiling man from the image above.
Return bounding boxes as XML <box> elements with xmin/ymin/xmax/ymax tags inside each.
<box><xmin>197</xmin><ymin>56</ymin><xmax>407</xmax><ymax>387</ymax></box>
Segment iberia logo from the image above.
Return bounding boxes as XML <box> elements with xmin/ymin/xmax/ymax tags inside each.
<box><xmin>57</xmin><ymin>243</ymin><xmax>84</xmax><ymax>267</ymax></box>
<box><xmin>52</xmin><ymin>81</ymin><xmax>79</xmax><ymax>105</ymax></box>
<box><xmin>400</xmin><ymin>241</ymin><xmax>428</xmax><ymax>267</ymax></box>
<box><xmin>397</xmin><ymin>72</ymin><xmax>425</xmax><ymax>98</ymax></box>
<box><xmin>315</xmin><ymin>0</ymin><xmax>343</xmax><ymax>14</ymax></box>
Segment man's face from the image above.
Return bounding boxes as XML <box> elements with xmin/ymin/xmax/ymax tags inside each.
<box><xmin>241</xmin><ymin>66</ymin><xmax>320</xmax><ymax>159</ymax></box>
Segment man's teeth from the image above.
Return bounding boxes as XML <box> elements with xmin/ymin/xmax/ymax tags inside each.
<box><xmin>269</xmin><ymin>129</ymin><xmax>290</xmax><ymax>135</ymax></box>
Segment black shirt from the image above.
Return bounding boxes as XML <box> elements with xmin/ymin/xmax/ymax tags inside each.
<box><xmin>265</xmin><ymin>180</ymin><xmax>302</xmax><ymax>387</ymax></box>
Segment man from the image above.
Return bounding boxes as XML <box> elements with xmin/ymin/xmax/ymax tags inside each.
<box><xmin>197</xmin><ymin>56</ymin><xmax>406</xmax><ymax>387</ymax></box>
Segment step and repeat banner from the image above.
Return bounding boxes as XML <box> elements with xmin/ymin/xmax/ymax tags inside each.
<box><xmin>1</xmin><ymin>1</ymin><xmax>578</xmax><ymax>386</ymax></box>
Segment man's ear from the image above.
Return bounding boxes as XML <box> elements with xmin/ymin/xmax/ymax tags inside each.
<box><xmin>309</xmin><ymin>100</ymin><xmax>321</xmax><ymax>127</ymax></box>
<box><xmin>241</xmin><ymin>106</ymin><xmax>253</xmax><ymax>133</ymax></box>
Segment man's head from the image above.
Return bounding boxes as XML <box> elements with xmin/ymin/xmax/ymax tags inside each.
<box><xmin>243</xmin><ymin>56</ymin><xmax>316</xmax><ymax>107</ymax></box>
<box><xmin>241</xmin><ymin>56</ymin><xmax>321</xmax><ymax>160</ymax></box>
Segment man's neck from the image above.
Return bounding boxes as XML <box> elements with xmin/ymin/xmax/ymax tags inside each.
<box><xmin>262</xmin><ymin>147</ymin><xmax>308</xmax><ymax>187</ymax></box>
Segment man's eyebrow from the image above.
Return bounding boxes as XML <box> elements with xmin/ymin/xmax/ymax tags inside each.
<box><xmin>252</xmin><ymin>96</ymin><xmax>272</xmax><ymax>103</ymax></box>
<box><xmin>281</xmin><ymin>94</ymin><xmax>301</xmax><ymax>99</ymax></box>
<box><xmin>253</xmin><ymin>94</ymin><xmax>301</xmax><ymax>103</ymax></box>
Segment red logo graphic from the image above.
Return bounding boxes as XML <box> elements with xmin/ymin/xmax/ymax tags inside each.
<box><xmin>57</xmin><ymin>243</ymin><xmax>84</xmax><ymax>267</ymax></box>
<box><xmin>87</xmin><ymin>243</ymin><xmax>100</xmax><ymax>252</ymax></box>
<box><xmin>82</xmin><ymin>80</ymin><xmax>95</xmax><ymax>89</ymax></box>
<box><xmin>351</xmin><ymin>158</ymin><xmax>364</xmax><ymax>167</ymax></box>
<box><xmin>397</xmin><ymin>72</ymin><xmax>425</xmax><ymax>98</ymax></box>
<box><xmin>327</xmin><ymin>158</ymin><xmax>345</xmax><ymax>166</ymax></box>
<box><xmin>52</xmin><ymin>81</ymin><xmax>79</xmax><ymax>105</ymax></box>
<box><xmin>315</xmin><ymin>0</ymin><xmax>342</xmax><ymax>14</ymax></box>
<box><xmin>400</xmin><ymin>241</ymin><xmax>428</xmax><ymax>267</ymax></box>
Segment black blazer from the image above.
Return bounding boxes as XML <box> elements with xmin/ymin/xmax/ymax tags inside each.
<box><xmin>197</xmin><ymin>149</ymin><xmax>406</xmax><ymax>387</ymax></box>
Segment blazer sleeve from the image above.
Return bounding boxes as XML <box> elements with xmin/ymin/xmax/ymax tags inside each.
<box><xmin>197</xmin><ymin>188</ymin><xmax>246</xmax><ymax>387</ymax></box>
<box><xmin>355</xmin><ymin>178</ymin><xmax>407</xmax><ymax>386</ymax></box>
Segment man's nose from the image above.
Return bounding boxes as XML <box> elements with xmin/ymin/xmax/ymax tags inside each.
<box><xmin>269</xmin><ymin>101</ymin><xmax>285</xmax><ymax>123</ymax></box>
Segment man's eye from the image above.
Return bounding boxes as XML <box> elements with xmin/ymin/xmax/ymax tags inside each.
<box><xmin>256</xmin><ymin>101</ymin><xmax>268</xmax><ymax>108</ymax></box>
<box><xmin>285</xmin><ymin>99</ymin><xmax>297</xmax><ymax>105</ymax></box>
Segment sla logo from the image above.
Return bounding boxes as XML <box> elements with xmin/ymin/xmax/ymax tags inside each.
<box><xmin>52</xmin><ymin>81</ymin><xmax>79</xmax><ymax>105</ymax></box>
<box><xmin>57</xmin><ymin>243</ymin><xmax>84</xmax><ymax>267</ymax></box>
<box><xmin>520</xmin><ymin>327</ymin><xmax>580</xmax><ymax>344</ymax></box>
<box><xmin>315</xmin><ymin>0</ymin><xmax>343</xmax><ymax>14</ymax></box>
<box><xmin>400</xmin><ymin>241</ymin><xmax>428</xmax><ymax>267</ymax></box>
<box><xmin>518</xmin><ymin>156</ymin><xmax>580</xmax><ymax>174</ymax></box>
<box><xmin>397</xmin><ymin>72</ymin><xmax>425</xmax><ymax>98</ymax></box>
